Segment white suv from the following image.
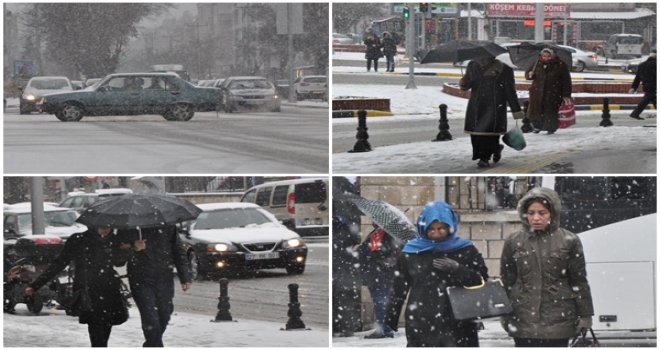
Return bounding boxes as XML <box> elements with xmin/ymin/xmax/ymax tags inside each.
<box><xmin>293</xmin><ymin>75</ymin><xmax>327</xmax><ymax>101</ymax></box>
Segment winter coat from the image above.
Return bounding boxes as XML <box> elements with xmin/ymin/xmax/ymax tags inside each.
<box><xmin>384</xmin><ymin>245</ymin><xmax>488</xmax><ymax>347</ymax></box>
<box><xmin>525</xmin><ymin>57</ymin><xmax>572</xmax><ymax>122</ymax></box>
<box><xmin>357</xmin><ymin>229</ymin><xmax>401</xmax><ymax>288</ymax></box>
<box><xmin>364</xmin><ymin>36</ymin><xmax>384</xmax><ymax>60</ymax></box>
<box><xmin>115</xmin><ymin>226</ymin><xmax>191</xmax><ymax>285</ymax></box>
<box><xmin>500</xmin><ymin>187</ymin><xmax>594</xmax><ymax>339</ymax></box>
<box><xmin>460</xmin><ymin>59</ymin><xmax>522</xmax><ymax>135</ymax></box>
<box><xmin>381</xmin><ymin>35</ymin><xmax>398</xmax><ymax>57</ymax></box>
<box><xmin>632</xmin><ymin>56</ymin><xmax>656</xmax><ymax>93</ymax></box>
<box><xmin>29</xmin><ymin>230</ymin><xmax>128</xmax><ymax>326</ymax></box>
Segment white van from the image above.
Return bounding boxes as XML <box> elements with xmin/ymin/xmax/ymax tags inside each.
<box><xmin>240</xmin><ymin>178</ymin><xmax>328</xmax><ymax>236</ymax></box>
<box><xmin>579</xmin><ymin>213</ymin><xmax>656</xmax><ymax>345</ymax></box>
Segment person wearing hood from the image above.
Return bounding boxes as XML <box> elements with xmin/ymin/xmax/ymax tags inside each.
<box><xmin>628</xmin><ymin>49</ymin><xmax>656</xmax><ymax>120</ymax></box>
<box><xmin>525</xmin><ymin>48</ymin><xmax>572</xmax><ymax>134</ymax></box>
<box><xmin>500</xmin><ymin>187</ymin><xmax>594</xmax><ymax>347</ymax></box>
<box><xmin>363</xmin><ymin>33</ymin><xmax>383</xmax><ymax>72</ymax></box>
<box><xmin>25</xmin><ymin>226</ymin><xmax>129</xmax><ymax>347</ymax></box>
<box><xmin>384</xmin><ymin>201</ymin><xmax>488</xmax><ymax>347</ymax></box>
<box><xmin>381</xmin><ymin>32</ymin><xmax>398</xmax><ymax>72</ymax></box>
<box><xmin>460</xmin><ymin>56</ymin><xmax>525</xmax><ymax>168</ymax></box>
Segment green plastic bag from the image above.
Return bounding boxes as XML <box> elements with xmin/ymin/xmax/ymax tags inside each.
<box><xmin>503</xmin><ymin>121</ymin><xmax>526</xmax><ymax>151</ymax></box>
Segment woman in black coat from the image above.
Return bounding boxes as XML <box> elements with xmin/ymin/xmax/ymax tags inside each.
<box><xmin>364</xmin><ymin>34</ymin><xmax>383</xmax><ymax>72</ymax></box>
<box><xmin>26</xmin><ymin>226</ymin><xmax>128</xmax><ymax>347</ymax></box>
<box><xmin>460</xmin><ymin>56</ymin><xmax>525</xmax><ymax>168</ymax></box>
<box><xmin>384</xmin><ymin>201</ymin><xmax>488</xmax><ymax>347</ymax></box>
<box><xmin>381</xmin><ymin>32</ymin><xmax>398</xmax><ymax>72</ymax></box>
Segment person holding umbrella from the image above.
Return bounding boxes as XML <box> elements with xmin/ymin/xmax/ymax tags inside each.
<box><xmin>24</xmin><ymin>225</ymin><xmax>129</xmax><ymax>347</ymax></box>
<box><xmin>384</xmin><ymin>201</ymin><xmax>488</xmax><ymax>346</ymax></box>
<box><xmin>525</xmin><ymin>48</ymin><xmax>572</xmax><ymax>134</ymax></box>
<box><xmin>459</xmin><ymin>55</ymin><xmax>526</xmax><ymax>168</ymax></box>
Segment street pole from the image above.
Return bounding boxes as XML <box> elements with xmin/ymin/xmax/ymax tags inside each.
<box><xmin>535</xmin><ymin>3</ymin><xmax>544</xmax><ymax>43</ymax></box>
<box><xmin>563</xmin><ymin>3</ymin><xmax>568</xmax><ymax>45</ymax></box>
<box><xmin>405</xmin><ymin>3</ymin><xmax>417</xmax><ymax>90</ymax></box>
<box><xmin>468</xmin><ymin>3</ymin><xmax>472</xmax><ymax>40</ymax></box>
<box><xmin>421</xmin><ymin>12</ymin><xmax>426</xmax><ymax>51</ymax></box>
<box><xmin>30</xmin><ymin>177</ymin><xmax>45</xmax><ymax>235</ymax></box>
<box><xmin>288</xmin><ymin>3</ymin><xmax>296</xmax><ymax>103</ymax></box>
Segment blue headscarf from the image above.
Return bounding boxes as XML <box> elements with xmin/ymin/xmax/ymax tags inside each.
<box><xmin>402</xmin><ymin>201</ymin><xmax>473</xmax><ymax>254</ymax></box>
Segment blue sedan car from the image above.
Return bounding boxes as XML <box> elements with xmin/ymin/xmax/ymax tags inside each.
<box><xmin>39</xmin><ymin>73</ymin><xmax>222</xmax><ymax>121</ymax></box>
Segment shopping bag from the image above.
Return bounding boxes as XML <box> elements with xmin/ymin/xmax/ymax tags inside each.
<box><xmin>446</xmin><ymin>278</ymin><xmax>513</xmax><ymax>321</ymax></box>
<box><xmin>570</xmin><ymin>328</ymin><xmax>601</xmax><ymax>347</ymax></box>
<box><xmin>503</xmin><ymin>121</ymin><xmax>526</xmax><ymax>151</ymax></box>
<box><xmin>559</xmin><ymin>99</ymin><xmax>576</xmax><ymax>128</ymax></box>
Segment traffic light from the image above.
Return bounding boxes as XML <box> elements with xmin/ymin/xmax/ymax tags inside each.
<box><xmin>420</xmin><ymin>3</ymin><xmax>429</xmax><ymax>13</ymax></box>
<box><xmin>402</xmin><ymin>7</ymin><xmax>410</xmax><ymax>19</ymax></box>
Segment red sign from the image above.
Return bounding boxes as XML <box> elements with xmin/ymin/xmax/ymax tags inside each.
<box><xmin>523</xmin><ymin>20</ymin><xmax>551</xmax><ymax>27</ymax></box>
<box><xmin>487</xmin><ymin>3</ymin><xmax>570</xmax><ymax>18</ymax></box>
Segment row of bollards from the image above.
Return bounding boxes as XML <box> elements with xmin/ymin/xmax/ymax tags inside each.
<box><xmin>348</xmin><ymin>98</ymin><xmax>618</xmax><ymax>151</ymax></box>
<box><xmin>210</xmin><ymin>278</ymin><xmax>308</xmax><ymax>331</ymax></box>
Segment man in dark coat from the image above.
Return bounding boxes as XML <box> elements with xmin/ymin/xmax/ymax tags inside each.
<box><xmin>629</xmin><ymin>49</ymin><xmax>656</xmax><ymax>120</ymax></box>
<box><xmin>364</xmin><ymin>34</ymin><xmax>383</xmax><ymax>72</ymax></box>
<box><xmin>26</xmin><ymin>227</ymin><xmax>129</xmax><ymax>347</ymax></box>
<box><xmin>525</xmin><ymin>48</ymin><xmax>572</xmax><ymax>134</ymax></box>
<box><xmin>460</xmin><ymin>56</ymin><xmax>525</xmax><ymax>168</ymax></box>
<box><xmin>116</xmin><ymin>225</ymin><xmax>192</xmax><ymax>347</ymax></box>
<box><xmin>381</xmin><ymin>32</ymin><xmax>398</xmax><ymax>72</ymax></box>
<box><xmin>385</xmin><ymin>201</ymin><xmax>488</xmax><ymax>347</ymax></box>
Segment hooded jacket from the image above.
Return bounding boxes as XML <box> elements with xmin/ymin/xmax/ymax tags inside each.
<box><xmin>384</xmin><ymin>201</ymin><xmax>488</xmax><ymax>347</ymax></box>
<box><xmin>500</xmin><ymin>187</ymin><xmax>594</xmax><ymax>339</ymax></box>
<box><xmin>525</xmin><ymin>56</ymin><xmax>572</xmax><ymax>123</ymax></box>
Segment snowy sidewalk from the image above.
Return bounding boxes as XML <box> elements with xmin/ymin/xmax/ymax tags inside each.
<box><xmin>4</xmin><ymin>304</ymin><xmax>329</xmax><ymax>347</ymax></box>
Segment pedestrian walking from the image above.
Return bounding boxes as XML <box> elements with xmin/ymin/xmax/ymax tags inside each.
<box><xmin>384</xmin><ymin>201</ymin><xmax>488</xmax><ymax>347</ymax></box>
<box><xmin>525</xmin><ymin>48</ymin><xmax>572</xmax><ymax>134</ymax></box>
<box><xmin>459</xmin><ymin>56</ymin><xmax>525</xmax><ymax>168</ymax></box>
<box><xmin>116</xmin><ymin>225</ymin><xmax>192</xmax><ymax>347</ymax></box>
<box><xmin>500</xmin><ymin>187</ymin><xmax>594</xmax><ymax>347</ymax></box>
<box><xmin>364</xmin><ymin>33</ymin><xmax>383</xmax><ymax>72</ymax></box>
<box><xmin>25</xmin><ymin>226</ymin><xmax>129</xmax><ymax>347</ymax></box>
<box><xmin>382</xmin><ymin>32</ymin><xmax>398</xmax><ymax>72</ymax></box>
<box><xmin>356</xmin><ymin>225</ymin><xmax>401</xmax><ymax>339</ymax></box>
<box><xmin>629</xmin><ymin>49</ymin><xmax>656</xmax><ymax>120</ymax></box>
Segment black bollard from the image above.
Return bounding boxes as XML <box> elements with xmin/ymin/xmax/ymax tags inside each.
<box><xmin>284</xmin><ymin>283</ymin><xmax>307</xmax><ymax>330</ymax></box>
<box><xmin>520</xmin><ymin>101</ymin><xmax>534</xmax><ymax>133</ymax></box>
<box><xmin>348</xmin><ymin>110</ymin><xmax>372</xmax><ymax>153</ymax></box>
<box><xmin>211</xmin><ymin>278</ymin><xmax>233</xmax><ymax>322</ymax></box>
<box><xmin>600</xmin><ymin>98</ymin><xmax>613</xmax><ymax>127</ymax></box>
<box><xmin>432</xmin><ymin>104</ymin><xmax>452</xmax><ymax>141</ymax></box>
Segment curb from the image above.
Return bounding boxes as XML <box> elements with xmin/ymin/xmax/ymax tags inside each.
<box><xmin>281</xmin><ymin>101</ymin><xmax>329</xmax><ymax>109</ymax></box>
<box><xmin>332</xmin><ymin>109</ymin><xmax>394</xmax><ymax>118</ymax></box>
<box><xmin>575</xmin><ymin>104</ymin><xmax>656</xmax><ymax>111</ymax></box>
<box><xmin>379</xmin><ymin>71</ymin><xmax>633</xmax><ymax>81</ymax></box>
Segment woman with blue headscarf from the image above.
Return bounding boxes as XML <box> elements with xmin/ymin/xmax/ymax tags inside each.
<box><xmin>384</xmin><ymin>201</ymin><xmax>488</xmax><ymax>347</ymax></box>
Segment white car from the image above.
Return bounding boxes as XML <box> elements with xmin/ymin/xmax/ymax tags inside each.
<box><xmin>333</xmin><ymin>32</ymin><xmax>355</xmax><ymax>45</ymax></box>
<box><xmin>293</xmin><ymin>75</ymin><xmax>327</xmax><ymax>101</ymax></box>
<box><xmin>219</xmin><ymin>76</ymin><xmax>281</xmax><ymax>113</ymax></box>
<box><xmin>20</xmin><ymin>76</ymin><xmax>73</xmax><ymax>114</ymax></box>
<box><xmin>3</xmin><ymin>204</ymin><xmax>87</xmax><ymax>241</ymax></box>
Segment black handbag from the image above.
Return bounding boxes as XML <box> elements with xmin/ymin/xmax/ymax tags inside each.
<box><xmin>570</xmin><ymin>328</ymin><xmax>600</xmax><ymax>347</ymax></box>
<box><xmin>446</xmin><ymin>278</ymin><xmax>513</xmax><ymax>321</ymax></box>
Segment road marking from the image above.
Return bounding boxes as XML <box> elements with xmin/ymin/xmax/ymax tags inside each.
<box><xmin>481</xmin><ymin>150</ymin><xmax>577</xmax><ymax>173</ymax></box>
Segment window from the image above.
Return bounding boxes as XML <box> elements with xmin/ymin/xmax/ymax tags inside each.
<box><xmin>241</xmin><ymin>189</ymin><xmax>257</xmax><ymax>203</ymax></box>
<box><xmin>272</xmin><ymin>186</ymin><xmax>289</xmax><ymax>206</ymax></box>
<box><xmin>255</xmin><ymin>188</ymin><xmax>272</xmax><ymax>207</ymax></box>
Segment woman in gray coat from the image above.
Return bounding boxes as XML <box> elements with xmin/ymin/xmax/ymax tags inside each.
<box><xmin>500</xmin><ymin>187</ymin><xmax>594</xmax><ymax>347</ymax></box>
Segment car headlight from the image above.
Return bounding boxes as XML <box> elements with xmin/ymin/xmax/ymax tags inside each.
<box><xmin>272</xmin><ymin>94</ymin><xmax>279</xmax><ymax>100</ymax></box>
<box><xmin>207</xmin><ymin>243</ymin><xmax>236</xmax><ymax>252</ymax></box>
<box><xmin>283</xmin><ymin>238</ymin><xmax>304</xmax><ymax>249</ymax></box>
<box><xmin>25</xmin><ymin>94</ymin><xmax>36</xmax><ymax>101</ymax></box>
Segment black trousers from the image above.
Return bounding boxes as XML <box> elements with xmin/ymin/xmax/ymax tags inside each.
<box><xmin>514</xmin><ymin>337</ymin><xmax>569</xmax><ymax>347</ymax></box>
<box><xmin>531</xmin><ymin>113</ymin><xmax>559</xmax><ymax>133</ymax></box>
<box><xmin>630</xmin><ymin>89</ymin><xmax>657</xmax><ymax>118</ymax></box>
<box><xmin>367</xmin><ymin>59</ymin><xmax>379</xmax><ymax>72</ymax></box>
<box><xmin>131</xmin><ymin>278</ymin><xmax>175</xmax><ymax>347</ymax></box>
<box><xmin>470</xmin><ymin>135</ymin><xmax>500</xmax><ymax>162</ymax></box>
<box><xmin>88</xmin><ymin>324</ymin><xmax>112</xmax><ymax>347</ymax></box>
<box><xmin>385</xmin><ymin>55</ymin><xmax>395</xmax><ymax>71</ymax></box>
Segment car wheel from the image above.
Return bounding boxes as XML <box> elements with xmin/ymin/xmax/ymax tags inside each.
<box><xmin>286</xmin><ymin>263</ymin><xmax>305</xmax><ymax>275</ymax></box>
<box><xmin>26</xmin><ymin>294</ymin><xmax>43</xmax><ymax>314</ymax></box>
<box><xmin>574</xmin><ymin>61</ymin><xmax>585</xmax><ymax>72</ymax></box>
<box><xmin>188</xmin><ymin>251</ymin><xmax>206</xmax><ymax>281</ymax></box>
<box><xmin>161</xmin><ymin>111</ymin><xmax>176</xmax><ymax>121</ymax></box>
<box><xmin>55</xmin><ymin>103</ymin><xmax>84</xmax><ymax>122</ymax></box>
<box><xmin>167</xmin><ymin>103</ymin><xmax>194</xmax><ymax>121</ymax></box>
<box><xmin>19</xmin><ymin>101</ymin><xmax>30</xmax><ymax>115</ymax></box>
<box><xmin>295</xmin><ymin>92</ymin><xmax>304</xmax><ymax>101</ymax></box>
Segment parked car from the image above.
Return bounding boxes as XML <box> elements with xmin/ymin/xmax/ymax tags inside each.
<box><xmin>621</xmin><ymin>55</ymin><xmax>648</xmax><ymax>74</ymax></box>
<box><xmin>20</xmin><ymin>76</ymin><xmax>73</xmax><ymax>115</ymax></box>
<box><xmin>293</xmin><ymin>75</ymin><xmax>328</xmax><ymax>101</ymax></box>
<box><xmin>58</xmin><ymin>188</ymin><xmax>133</xmax><ymax>212</ymax></box>
<box><xmin>274</xmin><ymin>79</ymin><xmax>290</xmax><ymax>99</ymax></box>
<box><xmin>3</xmin><ymin>204</ymin><xmax>87</xmax><ymax>242</ymax></box>
<box><xmin>218</xmin><ymin>76</ymin><xmax>281</xmax><ymax>113</ymax></box>
<box><xmin>557</xmin><ymin>44</ymin><xmax>599</xmax><ymax>72</ymax></box>
<box><xmin>240</xmin><ymin>178</ymin><xmax>329</xmax><ymax>236</ymax></box>
<box><xmin>83</xmin><ymin>78</ymin><xmax>102</xmax><ymax>89</ymax></box>
<box><xmin>180</xmin><ymin>202</ymin><xmax>308</xmax><ymax>280</ymax></box>
<box><xmin>39</xmin><ymin>72</ymin><xmax>222</xmax><ymax>122</ymax></box>
<box><xmin>600</xmin><ymin>34</ymin><xmax>644</xmax><ymax>59</ymax></box>
<box><xmin>333</xmin><ymin>32</ymin><xmax>355</xmax><ymax>45</ymax></box>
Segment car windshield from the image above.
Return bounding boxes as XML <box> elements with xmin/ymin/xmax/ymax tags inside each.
<box><xmin>228</xmin><ymin>80</ymin><xmax>272</xmax><ymax>90</ymax></box>
<box><xmin>618</xmin><ymin>37</ymin><xmax>643</xmax><ymax>44</ymax></box>
<box><xmin>194</xmin><ymin>208</ymin><xmax>272</xmax><ymax>230</ymax></box>
<box><xmin>29</xmin><ymin>79</ymin><xmax>70</xmax><ymax>90</ymax></box>
<box><xmin>17</xmin><ymin>211</ymin><xmax>78</xmax><ymax>235</ymax></box>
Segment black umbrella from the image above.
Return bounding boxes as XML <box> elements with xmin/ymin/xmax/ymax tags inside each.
<box><xmin>339</xmin><ymin>193</ymin><xmax>417</xmax><ymax>242</ymax></box>
<box><xmin>76</xmin><ymin>193</ymin><xmax>202</xmax><ymax>236</ymax></box>
<box><xmin>419</xmin><ymin>41</ymin><xmax>507</xmax><ymax>64</ymax></box>
<box><xmin>507</xmin><ymin>42</ymin><xmax>573</xmax><ymax>71</ymax></box>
